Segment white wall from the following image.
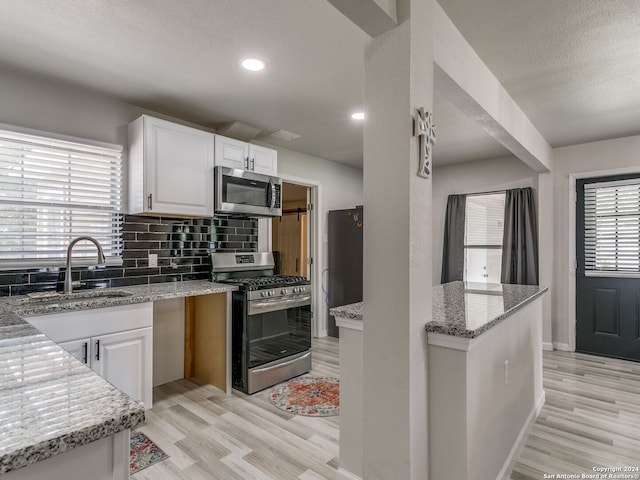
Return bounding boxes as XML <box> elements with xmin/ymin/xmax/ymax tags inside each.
<box><xmin>0</xmin><ymin>69</ymin><xmax>209</xmax><ymax>146</ymax></box>
<box><xmin>432</xmin><ymin>156</ymin><xmax>538</xmax><ymax>284</ymax></box>
<box><xmin>552</xmin><ymin>134</ymin><xmax>640</xmax><ymax>347</ymax></box>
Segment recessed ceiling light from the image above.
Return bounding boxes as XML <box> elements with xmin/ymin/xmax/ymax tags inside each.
<box><xmin>351</xmin><ymin>112</ymin><xmax>365</xmax><ymax>120</ymax></box>
<box><xmin>241</xmin><ymin>58</ymin><xmax>266</xmax><ymax>71</ymax></box>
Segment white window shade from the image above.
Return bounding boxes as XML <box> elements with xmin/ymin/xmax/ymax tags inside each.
<box><xmin>0</xmin><ymin>127</ymin><xmax>123</xmax><ymax>269</ymax></box>
<box><xmin>584</xmin><ymin>179</ymin><xmax>640</xmax><ymax>274</ymax></box>
<box><xmin>465</xmin><ymin>193</ymin><xmax>505</xmax><ymax>247</ymax></box>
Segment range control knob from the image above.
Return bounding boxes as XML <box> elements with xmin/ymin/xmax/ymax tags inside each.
<box><xmin>269</xmin><ymin>290</ymin><xmax>274</xmax><ymax>297</ymax></box>
<box><xmin>281</xmin><ymin>288</ymin><xmax>287</xmax><ymax>295</ymax></box>
<box><xmin>261</xmin><ymin>291</ymin><xmax>267</xmax><ymax>298</ymax></box>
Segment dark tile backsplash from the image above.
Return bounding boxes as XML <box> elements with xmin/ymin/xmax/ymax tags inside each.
<box><xmin>0</xmin><ymin>214</ymin><xmax>258</xmax><ymax>296</ymax></box>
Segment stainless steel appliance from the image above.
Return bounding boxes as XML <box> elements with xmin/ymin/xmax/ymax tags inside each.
<box><xmin>214</xmin><ymin>166</ymin><xmax>282</xmax><ymax>217</ymax></box>
<box><xmin>327</xmin><ymin>206</ymin><xmax>363</xmax><ymax>337</ymax></box>
<box><xmin>211</xmin><ymin>252</ymin><xmax>311</xmax><ymax>394</ymax></box>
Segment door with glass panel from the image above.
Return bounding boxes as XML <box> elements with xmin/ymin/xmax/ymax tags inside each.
<box><xmin>576</xmin><ymin>175</ymin><xmax>640</xmax><ymax>361</ymax></box>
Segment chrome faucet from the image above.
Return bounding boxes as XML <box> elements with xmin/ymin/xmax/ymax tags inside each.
<box><xmin>64</xmin><ymin>236</ymin><xmax>106</xmax><ymax>294</ymax></box>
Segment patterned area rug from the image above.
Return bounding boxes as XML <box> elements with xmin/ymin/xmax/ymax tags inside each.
<box><xmin>130</xmin><ymin>431</ymin><xmax>169</xmax><ymax>475</ymax></box>
<box><xmin>270</xmin><ymin>375</ymin><xmax>340</xmax><ymax>416</ymax></box>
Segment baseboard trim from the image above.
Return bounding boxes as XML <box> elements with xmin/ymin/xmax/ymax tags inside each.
<box><xmin>496</xmin><ymin>391</ymin><xmax>545</xmax><ymax>480</ymax></box>
<box><xmin>336</xmin><ymin>467</ymin><xmax>362</xmax><ymax>480</ymax></box>
<box><xmin>542</xmin><ymin>342</ymin><xmax>553</xmax><ymax>351</ymax></box>
<box><xmin>553</xmin><ymin>342</ymin><xmax>572</xmax><ymax>351</ymax></box>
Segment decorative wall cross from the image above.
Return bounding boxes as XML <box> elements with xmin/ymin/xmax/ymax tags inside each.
<box><xmin>414</xmin><ymin>108</ymin><xmax>436</xmax><ymax>178</ymax></box>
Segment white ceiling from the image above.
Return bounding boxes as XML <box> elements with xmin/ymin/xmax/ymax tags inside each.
<box><xmin>0</xmin><ymin>1</ymin><xmax>637</xmax><ymax>169</ymax></box>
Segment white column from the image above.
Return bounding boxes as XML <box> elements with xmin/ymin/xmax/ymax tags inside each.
<box><xmin>362</xmin><ymin>0</ymin><xmax>433</xmax><ymax>478</ymax></box>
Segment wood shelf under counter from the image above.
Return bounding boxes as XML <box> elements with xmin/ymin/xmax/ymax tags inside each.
<box><xmin>184</xmin><ymin>292</ymin><xmax>231</xmax><ymax>393</ymax></box>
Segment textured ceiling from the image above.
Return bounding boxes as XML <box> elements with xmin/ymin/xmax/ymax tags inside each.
<box><xmin>0</xmin><ymin>1</ymin><xmax>637</xmax><ymax>169</ymax></box>
<box><xmin>437</xmin><ymin>0</ymin><xmax>640</xmax><ymax>149</ymax></box>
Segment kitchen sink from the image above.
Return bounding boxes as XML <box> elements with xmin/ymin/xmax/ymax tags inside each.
<box><xmin>16</xmin><ymin>289</ymin><xmax>134</xmax><ymax>306</ymax></box>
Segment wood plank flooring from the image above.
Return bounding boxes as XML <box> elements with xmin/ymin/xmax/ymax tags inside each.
<box><xmin>510</xmin><ymin>351</ymin><xmax>640</xmax><ymax>480</ymax></box>
<box><xmin>134</xmin><ymin>337</ymin><xmax>340</xmax><ymax>480</ymax></box>
<box><xmin>135</xmin><ymin>339</ymin><xmax>640</xmax><ymax>479</ymax></box>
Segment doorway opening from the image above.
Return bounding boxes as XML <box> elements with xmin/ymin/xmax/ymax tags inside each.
<box><xmin>272</xmin><ymin>182</ymin><xmax>311</xmax><ymax>278</ymax></box>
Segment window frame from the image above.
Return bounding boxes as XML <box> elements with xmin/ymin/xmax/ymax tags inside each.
<box><xmin>0</xmin><ymin>123</ymin><xmax>124</xmax><ymax>270</ymax></box>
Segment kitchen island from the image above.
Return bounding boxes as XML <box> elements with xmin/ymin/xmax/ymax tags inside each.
<box><xmin>0</xmin><ymin>280</ymin><xmax>236</xmax><ymax>478</ymax></box>
<box><xmin>331</xmin><ymin>281</ymin><xmax>547</xmax><ymax>480</ymax></box>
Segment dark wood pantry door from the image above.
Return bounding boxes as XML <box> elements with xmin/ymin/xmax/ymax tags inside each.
<box><xmin>576</xmin><ymin>174</ymin><xmax>640</xmax><ymax>362</ymax></box>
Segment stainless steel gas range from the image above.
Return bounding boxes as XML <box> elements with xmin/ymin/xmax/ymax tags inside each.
<box><xmin>211</xmin><ymin>252</ymin><xmax>312</xmax><ymax>394</ymax></box>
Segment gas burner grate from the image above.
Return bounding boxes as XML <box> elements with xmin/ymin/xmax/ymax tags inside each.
<box><xmin>219</xmin><ymin>274</ymin><xmax>309</xmax><ymax>290</ymax></box>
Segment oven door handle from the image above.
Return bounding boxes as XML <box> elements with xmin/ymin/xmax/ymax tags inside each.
<box><xmin>248</xmin><ymin>294</ymin><xmax>312</xmax><ymax>315</ymax></box>
<box><xmin>251</xmin><ymin>351</ymin><xmax>312</xmax><ymax>374</ymax></box>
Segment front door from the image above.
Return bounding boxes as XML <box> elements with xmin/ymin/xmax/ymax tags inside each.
<box><xmin>576</xmin><ymin>174</ymin><xmax>640</xmax><ymax>361</ymax></box>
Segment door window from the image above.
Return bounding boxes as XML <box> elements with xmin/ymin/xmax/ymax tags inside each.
<box><xmin>584</xmin><ymin>179</ymin><xmax>640</xmax><ymax>275</ymax></box>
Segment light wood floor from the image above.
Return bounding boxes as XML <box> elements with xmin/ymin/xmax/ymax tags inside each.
<box><xmin>136</xmin><ymin>340</ymin><xmax>640</xmax><ymax>479</ymax></box>
<box><xmin>134</xmin><ymin>337</ymin><xmax>340</xmax><ymax>480</ymax></box>
<box><xmin>510</xmin><ymin>351</ymin><xmax>640</xmax><ymax>480</ymax></box>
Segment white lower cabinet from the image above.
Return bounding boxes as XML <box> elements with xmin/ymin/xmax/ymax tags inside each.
<box><xmin>26</xmin><ymin>302</ymin><xmax>153</xmax><ymax>409</ymax></box>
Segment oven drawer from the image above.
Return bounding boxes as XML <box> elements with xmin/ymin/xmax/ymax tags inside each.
<box><xmin>247</xmin><ymin>350</ymin><xmax>311</xmax><ymax>394</ymax></box>
<box><xmin>248</xmin><ymin>293</ymin><xmax>311</xmax><ymax>315</ymax></box>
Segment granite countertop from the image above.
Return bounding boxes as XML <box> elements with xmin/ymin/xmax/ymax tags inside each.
<box><xmin>428</xmin><ymin>281</ymin><xmax>547</xmax><ymax>338</ymax></box>
<box><xmin>330</xmin><ymin>281</ymin><xmax>547</xmax><ymax>339</ymax></box>
<box><xmin>0</xmin><ymin>280</ymin><xmax>236</xmax><ymax>475</ymax></box>
<box><xmin>330</xmin><ymin>302</ymin><xmax>363</xmax><ymax>321</ymax></box>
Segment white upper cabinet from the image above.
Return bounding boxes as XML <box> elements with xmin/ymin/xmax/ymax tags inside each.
<box><xmin>214</xmin><ymin>135</ymin><xmax>249</xmax><ymax>170</ymax></box>
<box><xmin>128</xmin><ymin>115</ymin><xmax>214</xmax><ymax>216</ymax></box>
<box><xmin>214</xmin><ymin>134</ymin><xmax>277</xmax><ymax>176</ymax></box>
<box><xmin>249</xmin><ymin>143</ymin><xmax>278</xmax><ymax>176</ymax></box>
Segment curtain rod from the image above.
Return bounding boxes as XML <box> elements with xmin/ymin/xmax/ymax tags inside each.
<box><xmin>460</xmin><ymin>189</ymin><xmax>507</xmax><ymax>197</ymax></box>
<box><xmin>456</xmin><ymin>186</ymin><xmax>532</xmax><ymax>197</ymax></box>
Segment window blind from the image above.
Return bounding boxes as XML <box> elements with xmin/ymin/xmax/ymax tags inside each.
<box><xmin>464</xmin><ymin>193</ymin><xmax>506</xmax><ymax>247</ymax></box>
<box><xmin>0</xmin><ymin>127</ymin><xmax>123</xmax><ymax>269</ymax></box>
<box><xmin>584</xmin><ymin>179</ymin><xmax>640</xmax><ymax>275</ymax></box>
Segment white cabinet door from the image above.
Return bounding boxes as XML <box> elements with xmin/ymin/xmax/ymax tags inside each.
<box><xmin>214</xmin><ymin>135</ymin><xmax>249</xmax><ymax>170</ymax></box>
<box><xmin>92</xmin><ymin>327</ymin><xmax>153</xmax><ymax>409</ymax></box>
<box><xmin>58</xmin><ymin>338</ymin><xmax>90</xmax><ymax>365</ymax></box>
<box><xmin>129</xmin><ymin>115</ymin><xmax>214</xmax><ymax>216</ymax></box>
<box><xmin>249</xmin><ymin>144</ymin><xmax>277</xmax><ymax>176</ymax></box>
<box><xmin>214</xmin><ymin>135</ymin><xmax>278</xmax><ymax>176</ymax></box>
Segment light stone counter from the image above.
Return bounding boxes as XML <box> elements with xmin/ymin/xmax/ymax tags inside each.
<box><xmin>330</xmin><ymin>281</ymin><xmax>547</xmax><ymax>339</ymax></box>
<box><xmin>0</xmin><ymin>280</ymin><xmax>236</xmax><ymax>475</ymax></box>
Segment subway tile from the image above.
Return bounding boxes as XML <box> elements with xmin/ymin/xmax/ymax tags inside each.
<box><xmin>110</xmin><ymin>277</ymin><xmax>149</xmax><ymax>287</ymax></box>
<box><xmin>80</xmin><ymin>268</ymin><xmax>124</xmax><ymax>280</ymax></box>
<box><xmin>0</xmin><ymin>273</ymin><xmax>30</xmax><ymax>285</ymax></box>
<box><xmin>124</xmin><ymin>241</ymin><xmax>160</xmax><ymax>250</ymax></box>
<box><xmin>10</xmin><ymin>283</ymin><xmax>58</xmax><ymax>296</ymax></box>
<box><xmin>150</xmin><ymin>275</ymin><xmax>180</xmax><ymax>283</ymax></box>
<box><xmin>122</xmin><ymin>222</ymin><xmax>150</xmax><ymax>233</ymax></box>
<box><xmin>161</xmin><ymin>265</ymin><xmax>192</xmax><ymax>275</ymax></box>
<box><xmin>183</xmin><ymin>272</ymin><xmax>209</xmax><ymax>281</ymax></box>
<box><xmin>124</xmin><ymin>267</ymin><xmax>160</xmax><ymax>277</ymax></box>
<box><xmin>149</xmin><ymin>224</ymin><xmax>174</xmax><ymax>233</ymax></box>
<box><xmin>137</xmin><ymin>232</ymin><xmax>170</xmax><ymax>241</ymax></box>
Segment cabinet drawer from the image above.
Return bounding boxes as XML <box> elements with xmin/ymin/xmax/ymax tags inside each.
<box><xmin>26</xmin><ymin>302</ymin><xmax>153</xmax><ymax>343</ymax></box>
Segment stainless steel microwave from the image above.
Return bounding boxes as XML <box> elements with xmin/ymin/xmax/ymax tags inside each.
<box><xmin>214</xmin><ymin>166</ymin><xmax>282</xmax><ymax>217</ymax></box>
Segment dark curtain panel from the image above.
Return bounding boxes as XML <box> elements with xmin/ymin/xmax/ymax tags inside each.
<box><xmin>501</xmin><ymin>187</ymin><xmax>539</xmax><ymax>285</ymax></box>
<box><xmin>441</xmin><ymin>194</ymin><xmax>466</xmax><ymax>283</ymax></box>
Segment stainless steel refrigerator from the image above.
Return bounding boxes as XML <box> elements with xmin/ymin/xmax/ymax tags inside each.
<box><xmin>327</xmin><ymin>206</ymin><xmax>363</xmax><ymax>337</ymax></box>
